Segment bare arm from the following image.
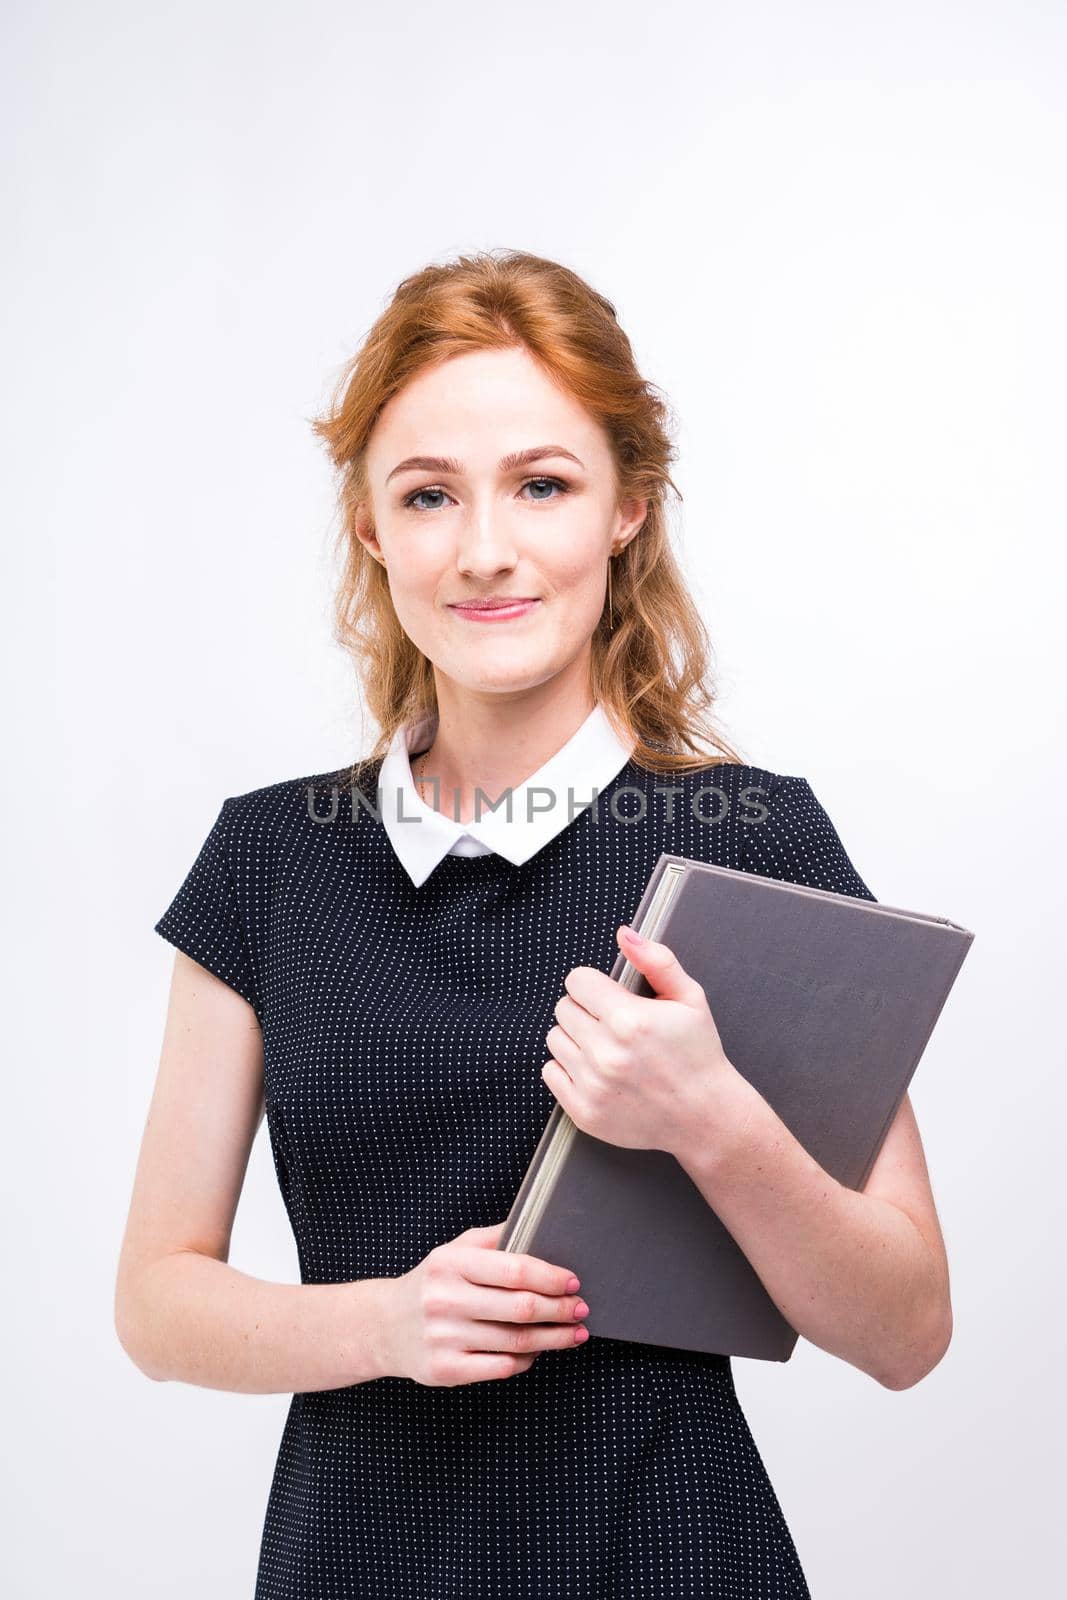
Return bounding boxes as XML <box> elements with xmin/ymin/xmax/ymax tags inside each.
<box><xmin>114</xmin><ymin>951</ymin><xmax>393</xmax><ymax>1393</ymax></box>
<box><xmin>674</xmin><ymin>1083</ymin><xmax>953</xmax><ymax>1390</ymax></box>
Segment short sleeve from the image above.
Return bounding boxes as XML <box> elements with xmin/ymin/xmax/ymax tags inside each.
<box><xmin>741</xmin><ymin>773</ymin><xmax>877</xmax><ymax>901</ymax></box>
<box><xmin>153</xmin><ymin>797</ymin><xmax>261</xmax><ymax>1014</ymax></box>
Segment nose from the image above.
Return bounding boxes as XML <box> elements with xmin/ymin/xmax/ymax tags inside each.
<box><xmin>455</xmin><ymin>502</ymin><xmax>520</xmax><ymax>580</ymax></box>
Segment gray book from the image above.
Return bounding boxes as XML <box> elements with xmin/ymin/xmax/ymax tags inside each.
<box><xmin>498</xmin><ymin>854</ymin><xmax>974</xmax><ymax>1361</ymax></box>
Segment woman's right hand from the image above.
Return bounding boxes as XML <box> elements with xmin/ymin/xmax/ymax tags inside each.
<box><xmin>382</xmin><ymin>1220</ymin><xmax>590</xmax><ymax>1387</ymax></box>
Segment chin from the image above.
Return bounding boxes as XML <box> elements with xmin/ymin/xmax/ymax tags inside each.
<box><xmin>447</xmin><ymin>652</ymin><xmax>569</xmax><ymax>696</ymax></box>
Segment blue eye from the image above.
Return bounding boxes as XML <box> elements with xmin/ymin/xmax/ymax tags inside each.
<box><xmin>403</xmin><ymin>487</ymin><xmax>451</xmax><ymax>512</ymax></box>
<box><xmin>523</xmin><ymin>476</ymin><xmax>570</xmax><ymax>502</ymax></box>
<box><xmin>401</xmin><ymin>476</ymin><xmax>572</xmax><ymax>512</ymax></box>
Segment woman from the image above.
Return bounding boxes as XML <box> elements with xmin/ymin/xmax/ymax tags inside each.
<box><xmin>116</xmin><ymin>249</ymin><xmax>953</xmax><ymax>1598</ymax></box>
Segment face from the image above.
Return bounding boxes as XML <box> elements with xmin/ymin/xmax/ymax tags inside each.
<box><xmin>359</xmin><ymin>345</ymin><xmax>647</xmax><ymax>699</ymax></box>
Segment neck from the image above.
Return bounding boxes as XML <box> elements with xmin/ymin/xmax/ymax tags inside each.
<box><xmin>413</xmin><ymin>668</ymin><xmax>598</xmax><ymax>825</ymax></box>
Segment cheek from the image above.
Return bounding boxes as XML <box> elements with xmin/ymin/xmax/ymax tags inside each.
<box><xmin>379</xmin><ymin>533</ymin><xmax>444</xmax><ymax>599</ymax></box>
<box><xmin>548</xmin><ymin>557</ymin><xmax>610</xmax><ymax>624</ymax></box>
<box><xmin>383</xmin><ymin>564</ymin><xmax>449</xmax><ymax>650</ymax></box>
<box><xmin>540</xmin><ymin>529</ymin><xmax>610</xmax><ymax>598</ymax></box>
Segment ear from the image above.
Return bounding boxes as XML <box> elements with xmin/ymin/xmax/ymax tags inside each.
<box><xmin>616</xmin><ymin>496</ymin><xmax>649</xmax><ymax>545</ymax></box>
<box><xmin>354</xmin><ymin>509</ymin><xmax>386</xmax><ymax>566</ymax></box>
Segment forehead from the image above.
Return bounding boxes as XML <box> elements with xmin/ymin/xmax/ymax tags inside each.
<box><xmin>367</xmin><ymin>346</ymin><xmax>604</xmax><ymax>467</ymax></box>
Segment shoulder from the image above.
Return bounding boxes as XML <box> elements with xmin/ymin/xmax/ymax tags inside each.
<box><xmin>736</xmin><ymin>768</ymin><xmax>876</xmax><ymax>901</ymax></box>
<box><xmin>217</xmin><ymin>761</ymin><xmax>377</xmax><ymax>855</ymax></box>
<box><xmin>617</xmin><ymin>756</ymin><xmax>779</xmax><ymax>818</ymax></box>
<box><xmin>634</xmin><ymin>759</ymin><xmax>864</xmax><ymax>852</ymax></box>
<box><xmin>224</xmin><ymin>764</ymin><xmax>349</xmax><ymax>811</ymax></box>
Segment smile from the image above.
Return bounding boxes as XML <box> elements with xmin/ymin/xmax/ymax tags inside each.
<box><xmin>448</xmin><ymin>600</ymin><xmax>542</xmax><ymax>623</ymax></box>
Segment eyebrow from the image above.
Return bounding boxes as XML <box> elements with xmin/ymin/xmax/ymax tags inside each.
<box><xmin>385</xmin><ymin>444</ymin><xmax>585</xmax><ymax>485</ymax></box>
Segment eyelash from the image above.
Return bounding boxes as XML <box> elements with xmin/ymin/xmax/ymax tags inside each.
<box><xmin>400</xmin><ymin>475</ymin><xmax>573</xmax><ymax>513</ymax></box>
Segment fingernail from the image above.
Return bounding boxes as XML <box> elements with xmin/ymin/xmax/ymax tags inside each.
<box><xmin>621</xmin><ymin>924</ymin><xmax>645</xmax><ymax>945</ymax></box>
<box><xmin>574</xmin><ymin>1327</ymin><xmax>590</xmax><ymax>1344</ymax></box>
<box><xmin>573</xmin><ymin>1301</ymin><xmax>589</xmax><ymax>1319</ymax></box>
<box><xmin>566</xmin><ymin>1276</ymin><xmax>580</xmax><ymax>1293</ymax></box>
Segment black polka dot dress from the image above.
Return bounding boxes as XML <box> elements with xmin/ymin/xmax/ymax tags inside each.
<box><xmin>153</xmin><ymin>723</ymin><xmax>875</xmax><ymax>1600</ymax></box>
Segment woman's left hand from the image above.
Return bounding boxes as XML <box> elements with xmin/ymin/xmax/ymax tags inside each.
<box><xmin>541</xmin><ymin>924</ymin><xmax>743</xmax><ymax>1157</ymax></box>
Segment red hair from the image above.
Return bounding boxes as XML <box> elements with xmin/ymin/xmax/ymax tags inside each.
<box><xmin>310</xmin><ymin>248</ymin><xmax>745</xmax><ymax>778</ymax></box>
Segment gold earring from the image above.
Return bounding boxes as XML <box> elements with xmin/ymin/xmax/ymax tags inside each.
<box><xmin>607</xmin><ymin>552</ymin><xmax>614</xmax><ymax>631</ymax></box>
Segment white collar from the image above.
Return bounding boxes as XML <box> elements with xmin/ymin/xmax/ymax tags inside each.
<box><xmin>379</xmin><ymin>702</ymin><xmax>635</xmax><ymax>887</ymax></box>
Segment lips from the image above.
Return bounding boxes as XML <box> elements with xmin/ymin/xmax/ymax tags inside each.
<box><xmin>448</xmin><ymin>597</ymin><xmax>542</xmax><ymax>623</ymax></box>
<box><xmin>450</xmin><ymin>598</ymin><xmax>539</xmax><ymax>611</ymax></box>
<box><xmin>447</xmin><ymin>601</ymin><xmax>543</xmax><ymax>624</ymax></box>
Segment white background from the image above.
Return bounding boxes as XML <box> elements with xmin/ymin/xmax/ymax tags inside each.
<box><xmin>5</xmin><ymin>1</ymin><xmax>1064</xmax><ymax>1594</ymax></box>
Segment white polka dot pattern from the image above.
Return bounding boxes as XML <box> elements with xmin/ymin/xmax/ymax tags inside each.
<box><xmin>153</xmin><ymin>760</ymin><xmax>875</xmax><ymax>1598</ymax></box>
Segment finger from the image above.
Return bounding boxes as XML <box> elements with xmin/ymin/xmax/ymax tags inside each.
<box><xmin>462</xmin><ymin>1221</ymin><xmax>508</xmax><ymax>1243</ymax></box>
<box><xmin>617</xmin><ymin>926</ymin><xmax>705</xmax><ymax>1004</ymax></box>
<box><xmin>561</xmin><ymin>964</ymin><xmax>622</xmax><ymax>1016</ymax></box>
<box><xmin>455</xmin><ymin>1351</ymin><xmax>539</xmax><ymax>1385</ymax></box>
<box><xmin>545</xmin><ymin>1026</ymin><xmax>583</xmax><ymax>1073</ymax></box>
<box><xmin>540</xmin><ymin>1058</ymin><xmax>580</xmax><ymax>1122</ymax></box>
<box><xmin>469</xmin><ymin>1281</ymin><xmax>588</xmax><ymax>1328</ymax></box>
<box><xmin>463</xmin><ymin>1317</ymin><xmax>590</xmax><ymax>1358</ymax></box>
<box><xmin>551</xmin><ymin>993</ymin><xmax>599</xmax><ymax>1050</ymax></box>
<box><xmin>461</xmin><ymin>1243</ymin><xmax>579</xmax><ymax>1298</ymax></box>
